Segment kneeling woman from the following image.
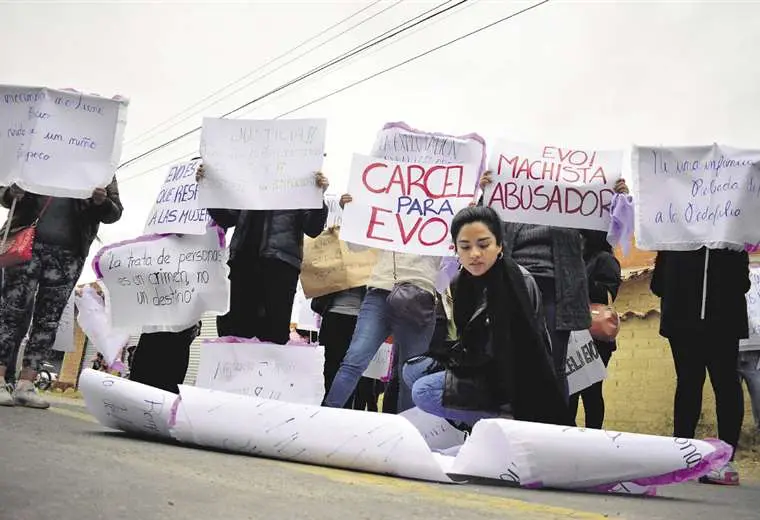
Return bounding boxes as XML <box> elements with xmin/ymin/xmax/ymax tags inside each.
<box><xmin>403</xmin><ymin>207</ymin><xmax>573</xmax><ymax>427</ymax></box>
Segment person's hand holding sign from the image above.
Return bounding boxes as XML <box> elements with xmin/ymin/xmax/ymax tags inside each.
<box><xmin>315</xmin><ymin>172</ymin><xmax>329</xmax><ymax>192</ymax></box>
<box><xmin>91</xmin><ymin>187</ymin><xmax>107</xmax><ymax>205</ymax></box>
<box><xmin>196</xmin><ymin>163</ymin><xmax>205</xmax><ymax>183</ymax></box>
<box><xmin>9</xmin><ymin>184</ymin><xmax>25</xmax><ymax>200</ymax></box>
<box><xmin>614</xmin><ymin>178</ymin><xmax>630</xmax><ymax>195</ymax></box>
<box><xmin>339</xmin><ymin>193</ymin><xmax>352</xmax><ymax>209</ymax></box>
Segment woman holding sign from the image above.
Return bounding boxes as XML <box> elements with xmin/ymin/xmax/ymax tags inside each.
<box><xmin>0</xmin><ymin>178</ymin><xmax>123</xmax><ymax>408</ymax></box>
<box><xmin>402</xmin><ymin>206</ymin><xmax>572</xmax><ymax>427</ymax></box>
<box><xmin>197</xmin><ymin>164</ymin><xmax>329</xmax><ymax>345</ymax></box>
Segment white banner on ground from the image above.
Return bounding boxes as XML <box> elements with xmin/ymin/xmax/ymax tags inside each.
<box><xmin>340</xmin><ymin>153</ymin><xmax>479</xmax><ymax>256</ymax></box>
<box><xmin>484</xmin><ymin>140</ymin><xmax>622</xmax><ymax>231</ymax></box>
<box><xmin>632</xmin><ymin>144</ymin><xmax>760</xmax><ymax>250</ymax></box>
<box><xmin>400</xmin><ymin>407</ymin><xmax>467</xmax><ymax>451</ymax></box>
<box><xmin>144</xmin><ymin>158</ymin><xmax>210</xmax><ymax>235</ymax></box>
<box><xmin>740</xmin><ymin>265</ymin><xmax>760</xmax><ymax>352</ymax></box>
<box><xmin>79</xmin><ymin>369</ymin><xmax>177</xmax><ymax>439</ymax></box>
<box><xmin>198</xmin><ymin>117</ymin><xmax>326</xmax><ymax>210</ymax></box>
<box><xmin>196</xmin><ymin>339</ymin><xmax>326</xmax><ymax>405</ymax></box>
<box><xmin>81</xmin><ymin>380</ymin><xmax>732</xmax><ymax>491</ymax></box>
<box><xmin>52</xmin><ymin>291</ymin><xmax>76</xmax><ymax>352</ymax></box>
<box><xmin>566</xmin><ymin>330</ymin><xmax>607</xmax><ymax>395</ymax></box>
<box><xmin>0</xmin><ymin>85</ymin><xmax>128</xmax><ymax>198</ymax></box>
<box><xmin>171</xmin><ymin>385</ymin><xmax>453</xmax><ymax>482</ymax></box>
<box><xmin>92</xmin><ymin>228</ymin><xmax>229</xmax><ymax>329</ymax></box>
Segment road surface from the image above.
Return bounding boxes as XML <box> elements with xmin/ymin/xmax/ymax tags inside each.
<box><xmin>1</xmin><ymin>396</ymin><xmax>758</xmax><ymax>520</ymax></box>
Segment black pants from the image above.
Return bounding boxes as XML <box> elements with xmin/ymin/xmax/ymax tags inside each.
<box><xmin>569</xmin><ymin>342</ymin><xmax>613</xmax><ymax>429</ymax></box>
<box><xmin>129</xmin><ymin>326</ymin><xmax>196</xmax><ymax>394</ymax></box>
<box><xmin>669</xmin><ymin>330</ymin><xmax>743</xmax><ymax>457</ymax></box>
<box><xmin>535</xmin><ymin>276</ymin><xmax>570</xmax><ymax>401</ymax></box>
<box><xmin>383</xmin><ymin>317</ymin><xmax>449</xmax><ymax>414</ymax></box>
<box><xmin>318</xmin><ymin>311</ymin><xmax>380</xmax><ymax>410</ymax></box>
<box><xmin>217</xmin><ymin>258</ymin><xmax>298</xmax><ymax>345</ymax></box>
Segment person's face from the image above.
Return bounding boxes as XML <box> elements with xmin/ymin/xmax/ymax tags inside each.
<box><xmin>455</xmin><ymin>221</ymin><xmax>503</xmax><ymax>277</ymax></box>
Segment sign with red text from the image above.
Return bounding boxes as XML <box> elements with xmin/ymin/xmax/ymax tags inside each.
<box><xmin>340</xmin><ymin>154</ymin><xmax>479</xmax><ymax>256</ymax></box>
<box><xmin>633</xmin><ymin>144</ymin><xmax>760</xmax><ymax>251</ymax></box>
<box><xmin>484</xmin><ymin>141</ymin><xmax>622</xmax><ymax>231</ymax></box>
<box><xmin>0</xmin><ymin>85</ymin><xmax>129</xmax><ymax>198</ymax></box>
<box><xmin>144</xmin><ymin>159</ymin><xmax>210</xmax><ymax>235</ymax></box>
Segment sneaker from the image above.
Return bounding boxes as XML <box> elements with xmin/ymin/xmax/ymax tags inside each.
<box><xmin>0</xmin><ymin>379</ymin><xmax>14</xmax><ymax>407</ymax></box>
<box><xmin>699</xmin><ymin>461</ymin><xmax>740</xmax><ymax>486</ymax></box>
<box><xmin>13</xmin><ymin>380</ymin><xmax>50</xmax><ymax>409</ymax></box>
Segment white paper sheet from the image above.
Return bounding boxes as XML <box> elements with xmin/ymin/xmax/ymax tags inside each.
<box><xmin>566</xmin><ymin>330</ymin><xmax>607</xmax><ymax>395</ymax></box>
<box><xmin>75</xmin><ymin>287</ymin><xmax>130</xmax><ymax>365</ymax></box>
<box><xmin>79</xmin><ymin>369</ymin><xmax>177</xmax><ymax>439</ymax></box>
<box><xmin>52</xmin><ymin>291</ymin><xmax>76</xmax><ymax>352</ymax></box>
<box><xmin>172</xmin><ymin>385</ymin><xmax>453</xmax><ymax>483</ymax></box>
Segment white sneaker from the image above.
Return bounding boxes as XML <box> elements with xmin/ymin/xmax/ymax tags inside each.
<box><xmin>13</xmin><ymin>380</ymin><xmax>50</xmax><ymax>409</ymax></box>
<box><xmin>0</xmin><ymin>379</ymin><xmax>14</xmax><ymax>407</ymax></box>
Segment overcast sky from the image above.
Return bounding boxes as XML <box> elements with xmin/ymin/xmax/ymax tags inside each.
<box><xmin>1</xmin><ymin>0</ymin><xmax>759</xmax><ymax>282</ymax></box>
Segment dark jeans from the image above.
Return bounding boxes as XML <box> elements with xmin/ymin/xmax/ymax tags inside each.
<box><xmin>129</xmin><ymin>325</ymin><xmax>197</xmax><ymax>394</ymax></box>
<box><xmin>669</xmin><ymin>329</ymin><xmax>743</xmax><ymax>458</ymax></box>
<box><xmin>318</xmin><ymin>311</ymin><xmax>381</xmax><ymax>410</ymax></box>
<box><xmin>569</xmin><ymin>342</ymin><xmax>613</xmax><ymax>429</ymax></box>
<box><xmin>535</xmin><ymin>276</ymin><xmax>570</xmax><ymax>401</ymax></box>
<box><xmin>216</xmin><ymin>257</ymin><xmax>298</xmax><ymax>344</ymax></box>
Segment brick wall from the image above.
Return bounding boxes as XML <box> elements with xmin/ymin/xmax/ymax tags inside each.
<box><xmin>577</xmin><ymin>272</ymin><xmax>755</xmax><ymax>440</ymax></box>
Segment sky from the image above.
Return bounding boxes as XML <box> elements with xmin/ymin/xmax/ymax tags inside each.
<box><xmin>1</xmin><ymin>0</ymin><xmax>759</xmax><ymax>283</ymax></box>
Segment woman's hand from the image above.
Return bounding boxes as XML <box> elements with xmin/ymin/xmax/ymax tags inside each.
<box><xmin>315</xmin><ymin>172</ymin><xmax>329</xmax><ymax>191</ymax></box>
<box><xmin>478</xmin><ymin>170</ymin><xmax>493</xmax><ymax>189</ymax></box>
<box><xmin>614</xmin><ymin>178</ymin><xmax>630</xmax><ymax>195</ymax></box>
<box><xmin>339</xmin><ymin>193</ymin><xmax>352</xmax><ymax>209</ymax></box>
<box><xmin>91</xmin><ymin>187</ymin><xmax>107</xmax><ymax>205</ymax></box>
<box><xmin>196</xmin><ymin>163</ymin><xmax>205</xmax><ymax>183</ymax></box>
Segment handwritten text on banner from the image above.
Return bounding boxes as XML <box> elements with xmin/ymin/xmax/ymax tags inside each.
<box><xmin>92</xmin><ymin>228</ymin><xmax>229</xmax><ymax>329</ymax></box>
<box><xmin>340</xmin><ymin>153</ymin><xmax>479</xmax><ymax>256</ymax></box>
<box><xmin>144</xmin><ymin>159</ymin><xmax>210</xmax><ymax>235</ymax></box>
<box><xmin>0</xmin><ymin>85</ymin><xmax>129</xmax><ymax>198</ymax></box>
<box><xmin>485</xmin><ymin>141</ymin><xmax>622</xmax><ymax>231</ymax></box>
<box><xmin>632</xmin><ymin>144</ymin><xmax>760</xmax><ymax>250</ymax></box>
<box><xmin>198</xmin><ymin>117</ymin><xmax>326</xmax><ymax>210</ymax></box>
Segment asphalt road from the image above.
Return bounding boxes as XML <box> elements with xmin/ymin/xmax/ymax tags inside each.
<box><xmin>1</xmin><ymin>397</ymin><xmax>758</xmax><ymax>520</ymax></box>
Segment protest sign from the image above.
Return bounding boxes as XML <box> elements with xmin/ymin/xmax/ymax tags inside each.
<box><xmin>92</xmin><ymin>228</ymin><xmax>229</xmax><ymax>329</ymax></box>
<box><xmin>340</xmin><ymin>153</ymin><xmax>479</xmax><ymax>255</ymax></box>
<box><xmin>198</xmin><ymin>117</ymin><xmax>326</xmax><ymax>210</ymax></box>
<box><xmin>52</xmin><ymin>292</ymin><xmax>76</xmax><ymax>352</ymax></box>
<box><xmin>566</xmin><ymin>330</ymin><xmax>607</xmax><ymax>395</ymax></box>
<box><xmin>144</xmin><ymin>158</ymin><xmax>210</xmax><ymax>235</ymax></box>
<box><xmin>632</xmin><ymin>144</ymin><xmax>760</xmax><ymax>250</ymax></box>
<box><xmin>301</xmin><ymin>229</ymin><xmax>377</xmax><ymax>299</ymax></box>
<box><xmin>0</xmin><ymin>85</ymin><xmax>128</xmax><ymax>198</ymax></box>
<box><xmin>196</xmin><ymin>339</ymin><xmax>325</xmax><ymax>405</ymax></box>
<box><xmin>484</xmin><ymin>141</ymin><xmax>622</xmax><ymax>231</ymax></box>
<box><xmin>370</xmin><ymin>122</ymin><xmax>487</xmax><ymax>174</ymax></box>
<box><xmin>740</xmin><ymin>265</ymin><xmax>760</xmax><ymax>352</ymax></box>
<box><xmin>362</xmin><ymin>340</ymin><xmax>393</xmax><ymax>381</ymax></box>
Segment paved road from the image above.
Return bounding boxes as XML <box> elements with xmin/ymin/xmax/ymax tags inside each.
<box><xmin>1</xmin><ymin>397</ymin><xmax>759</xmax><ymax>520</ymax></box>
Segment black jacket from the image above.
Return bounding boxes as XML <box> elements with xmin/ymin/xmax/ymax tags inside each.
<box><xmin>651</xmin><ymin>248</ymin><xmax>750</xmax><ymax>339</ymax></box>
<box><xmin>0</xmin><ymin>178</ymin><xmax>123</xmax><ymax>259</ymax></box>
<box><xmin>208</xmin><ymin>206</ymin><xmax>327</xmax><ymax>271</ymax></box>
<box><xmin>439</xmin><ymin>256</ymin><xmax>573</xmax><ymax>426</ymax></box>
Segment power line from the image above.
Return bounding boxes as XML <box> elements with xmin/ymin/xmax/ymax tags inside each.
<box><xmin>276</xmin><ymin>0</ymin><xmax>551</xmax><ymax>119</ymax></box>
<box><xmin>118</xmin><ymin>0</ymin><xmax>549</xmax><ymax>186</ymax></box>
<box><xmin>118</xmin><ymin>0</ymin><xmax>480</xmax><ymax>185</ymax></box>
<box><xmin>117</xmin><ymin>0</ymin><xmax>467</xmax><ymax>171</ymax></box>
<box><xmin>123</xmin><ymin>0</ymin><xmax>388</xmax><ymax>148</ymax></box>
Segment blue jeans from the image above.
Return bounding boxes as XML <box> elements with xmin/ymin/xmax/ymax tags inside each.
<box><xmin>324</xmin><ymin>288</ymin><xmax>434</xmax><ymax>412</ymax></box>
<box><xmin>738</xmin><ymin>350</ymin><xmax>760</xmax><ymax>430</ymax></box>
<box><xmin>402</xmin><ymin>356</ymin><xmax>498</xmax><ymax>426</ymax></box>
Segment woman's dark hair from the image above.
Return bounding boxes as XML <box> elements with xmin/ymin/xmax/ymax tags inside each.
<box><xmin>450</xmin><ymin>206</ymin><xmax>504</xmax><ymax>247</ymax></box>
